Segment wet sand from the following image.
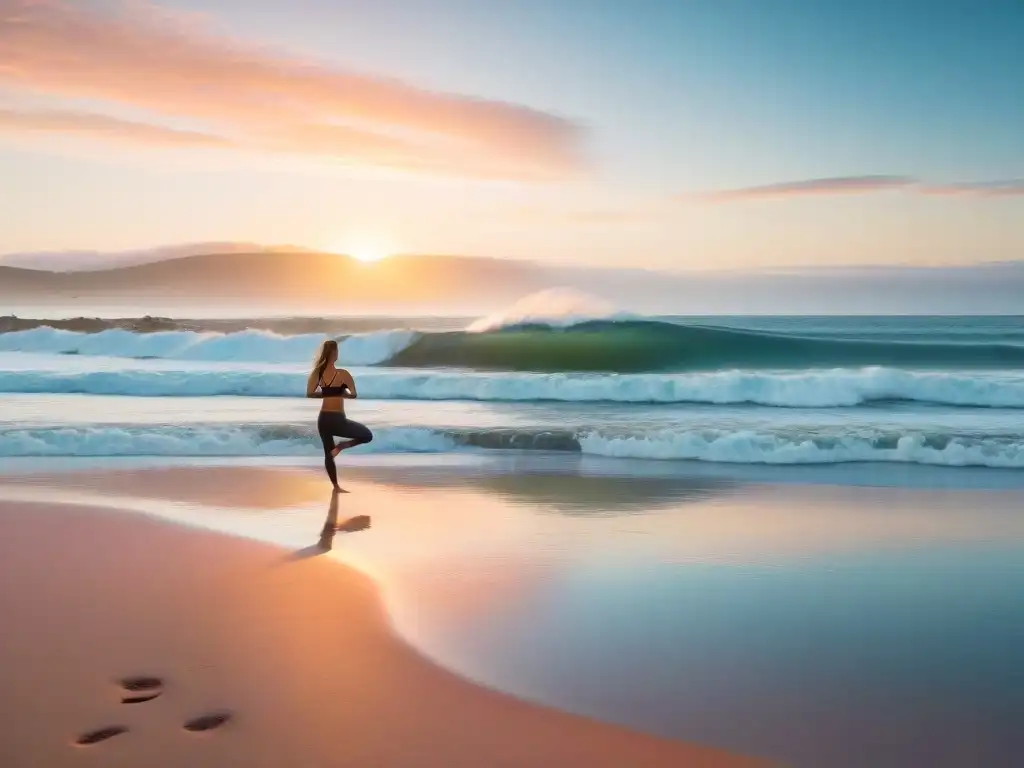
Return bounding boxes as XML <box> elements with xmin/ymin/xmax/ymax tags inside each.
<box><xmin>0</xmin><ymin>480</ymin><xmax>767</xmax><ymax>768</ymax></box>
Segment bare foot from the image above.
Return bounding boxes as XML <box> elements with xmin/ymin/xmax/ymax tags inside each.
<box><xmin>336</xmin><ymin>514</ymin><xmax>371</xmax><ymax>533</ymax></box>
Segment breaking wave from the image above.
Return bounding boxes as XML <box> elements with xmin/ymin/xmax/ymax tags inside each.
<box><xmin>2</xmin><ymin>367</ymin><xmax>1024</xmax><ymax>408</ymax></box>
<box><xmin>2</xmin><ymin>423</ymin><xmax>1022</xmax><ymax>468</ymax></box>
<box><xmin>0</xmin><ymin>327</ymin><xmax>417</xmax><ymax>366</ymax></box>
<box><xmin>4</xmin><ymin>316</ymin><xmax>1023</xmax><ymax>373</ymax></box>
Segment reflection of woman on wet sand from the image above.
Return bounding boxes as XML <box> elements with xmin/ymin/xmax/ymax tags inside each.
<box><xmin>318</xmin><ymin>489</ymin><xmax>371</xmax><ymax>551</ymax></box>
<box><xmin>307</xmin><ymin>339</ymin><xmax>373</xmax><ymax>491</ymax></box>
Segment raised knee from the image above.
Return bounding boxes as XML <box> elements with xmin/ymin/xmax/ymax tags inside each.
<box><xmin>362</xmin><ymin>431</ymin><xmax>374</xmax><ymax>444</ymax></box>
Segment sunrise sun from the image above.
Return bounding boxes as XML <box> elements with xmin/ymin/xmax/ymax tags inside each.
<box><xmin>326</xmin><ymin>238</ymin><xmax>392</xmax><ymax>263</ymax></box>
<box><xmin>351</xmin><ymin>246</ymin><xmax>389</xmax><ymax>263</ymax></box>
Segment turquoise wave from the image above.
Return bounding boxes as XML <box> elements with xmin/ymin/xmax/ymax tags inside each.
<box><xmin>385</xmin><ymin>320</ymin><xmax>1024</xmax><ymax>372</ymax></box>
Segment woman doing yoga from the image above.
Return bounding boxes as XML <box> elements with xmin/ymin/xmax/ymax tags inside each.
<box><xmin>307</xmin><ymin>339</ymin><xmax>373</xmax><ymax>490</ymax></box>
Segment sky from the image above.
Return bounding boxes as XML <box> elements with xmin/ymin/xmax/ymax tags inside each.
<box><xmin>1</xmin><ymin>0</ymin><xmax>1023</xmax><ymax>272</ymax></box>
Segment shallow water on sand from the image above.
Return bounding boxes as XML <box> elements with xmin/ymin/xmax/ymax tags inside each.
<box><xmin>3</xmin><ymin>456</ymin><xmax>1024</xmax><ymax>767</ymax></box>
<box><xmin>374</xmin><ymin>474</ymin><xmax>1024</xmax><ymax>768</ymax></box>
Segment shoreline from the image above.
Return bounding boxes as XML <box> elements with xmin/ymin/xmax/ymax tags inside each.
<box><xmin>0</xmin><ymin>488</ymin><xmax>767</xmax><ymax>767</ymax></box>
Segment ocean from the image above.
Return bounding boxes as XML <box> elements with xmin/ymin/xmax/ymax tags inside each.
<box><xmin>3</xmin><ymin>310</ymin><xmax>1024</xmax><ymax>766</ymax></box>
<box><xmin>2</xmin><ymin>313</ymin><xmax>1024</xmax><ymax>468</ymax></box>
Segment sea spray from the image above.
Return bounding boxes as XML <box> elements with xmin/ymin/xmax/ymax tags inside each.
<box><xmin>466</xmin><ymin>287</ymin><xmax>626</xmax><ymax>332</ymax></box>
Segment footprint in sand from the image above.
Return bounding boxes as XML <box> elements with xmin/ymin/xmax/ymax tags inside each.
<box><xmin>119</xmin><ymin>675</ymin><xmax>164</xmax><ymax>704</ymax></box>
<box><xmin>73</xmin><ymin>675</ymin><xmax>162</xmax><ymax>746</ymax></box>
<box><xmin>76</xmin><ymin>676</ymin><xmax>231</xmax><ymax>748</ymax></box>
<box><xmin>183</xmin><ymin>711</ymin><xmax>233</xmax><ymax>732</ymax></box>
<box><xmin>75</xmin><ymin>725</ymin><xmax>129</xmax><ymax>746</ymax></box>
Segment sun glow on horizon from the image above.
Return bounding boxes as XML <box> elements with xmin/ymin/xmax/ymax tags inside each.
<box><xmin>350</xmin><ymin>246</ymin><xmax>390</xmax><ymax>263</ymax></box>
<box><xmin>326</xmin><ymin>237</ymin><xmax>393</xmax><ymax>263</ymax></box>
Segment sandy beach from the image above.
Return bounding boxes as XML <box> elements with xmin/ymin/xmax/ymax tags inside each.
<box><xmin>4</xmin><ymin>2</ymin><xmax>1023</xmax><ymax>763</ymax></box>
<box><xmin>0</xmin><ymin>471</ymin><xmax>767</xmax><ymax>768</ymax></box>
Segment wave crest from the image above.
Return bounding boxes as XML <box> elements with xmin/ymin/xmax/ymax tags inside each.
<box><xmin>466</xmin><ymin>288</ymin><xmax>624</xmax><ymax>332</ymax></box>
<box><xmin>3</xmin><ymin>423</ymin><xmax>1022</xmax><ymax>468</ymax></box>
<box><xmin>2</xmin><ymin>367</ymin><xmax>1024</xmax><ymax>408</ymax></box>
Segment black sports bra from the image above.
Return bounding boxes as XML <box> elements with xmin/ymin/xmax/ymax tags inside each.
<box><xmin>319</xmin><ymin>370</ymin><xmax>349</xmax><ymax>397</ymax></box>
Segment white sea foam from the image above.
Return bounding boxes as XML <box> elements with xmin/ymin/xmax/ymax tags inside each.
<box><xmin>578</xmin><ymin>430</ymin><xmax>1024</xmax><ymax>468</ymax></box>
<box><xmin>0</xmin><ymin>328</ymin><xmax>417</xmax><ymax>366</ymax></box>
<box><xmin>2</xmin><ymin>366</ymin><xmax>1023</xmax><ymax>409</ymax></box>
<box><xmin>0</xmin><ymin>425</ymin><xmax>454</xmax><ymax>457</ymax></box>
<box><xmin>2</xmin><ymin>423</ymin><xmax>1022</xmax><ymax>468</ymax></box>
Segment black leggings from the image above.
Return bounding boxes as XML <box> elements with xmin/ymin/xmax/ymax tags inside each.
<box><xmin>317</xmin><ymin>411</ymin><xmax>373</xmax><ymax>487</ymax></box>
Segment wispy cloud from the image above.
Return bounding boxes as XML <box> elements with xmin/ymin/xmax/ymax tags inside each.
<box><xmin>0</xmin><ymin>107</ymin><xmax>229</xmax><ymax>147</ymax></box>
<box><xmin>696</xmin><ymin>175</ymin><xmax>916</xmax><ymax>202</ymax></box>
<box><xmin>0</xmin><ymin>0</ymin><xmax>584</xmax><ymax>179</ymax></box>
<box><xmin>917</xmin><ymin>180</ymin><xmax>1024</xmax><ymax>197</ymax></box>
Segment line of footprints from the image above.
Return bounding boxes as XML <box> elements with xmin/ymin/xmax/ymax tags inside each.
<box><xmin>75</xmin><ymin>676</ymin><xmax>232</xmax><ymax>746</ymax></box>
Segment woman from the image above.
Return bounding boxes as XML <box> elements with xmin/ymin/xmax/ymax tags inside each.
<box><xmin>307</xmin><ymin>339</ymin><xmax>373</xmax><ymax>490</ymax></box>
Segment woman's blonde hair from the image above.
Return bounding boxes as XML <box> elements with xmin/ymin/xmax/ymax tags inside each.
<box><xmin>311</xmin><ymin>339</ymin><xmax>339</xmax><ymax>380</ymax></box>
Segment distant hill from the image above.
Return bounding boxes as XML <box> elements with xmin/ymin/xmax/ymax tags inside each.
<box><xmin>3</xmin><ymin>247</ymin><xmax>1022</xmax><ymax>315</ymax></box>
<box><xmin>0</xmin><ymin>243</ymin><xmax>311</xmax><ymax>272</ymax></box>
<box><xmin>0</xmin><ymin>251</ymin><xmax>548</xmax><ymax>312</ymax></box>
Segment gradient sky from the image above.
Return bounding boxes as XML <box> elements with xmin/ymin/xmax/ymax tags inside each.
<box><xmin>1</xmin><ymin>0</ymin><xmax>1022</xmax><ymax>271</ymax></box>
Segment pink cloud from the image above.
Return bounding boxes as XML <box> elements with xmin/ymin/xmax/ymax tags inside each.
<box><xmin>0</xmin><ymin>0</ymin><xmax>584</xmax><ymax>178</ymax></box>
